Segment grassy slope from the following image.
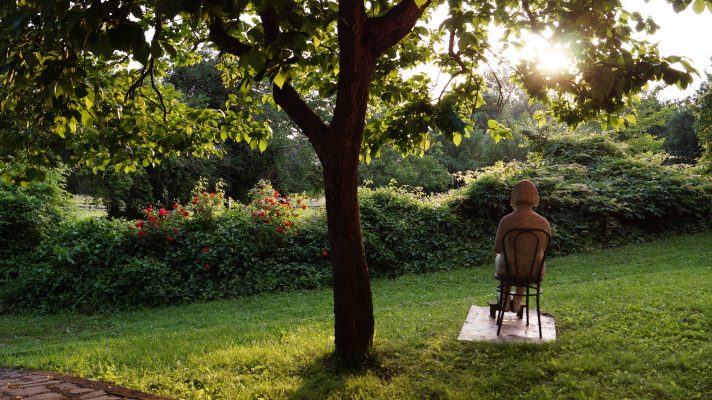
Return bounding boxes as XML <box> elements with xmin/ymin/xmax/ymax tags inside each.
<box><xmin>1</xmin><ymin>232</ymin><xmax>711</xmax><ymax>399</ymax></box>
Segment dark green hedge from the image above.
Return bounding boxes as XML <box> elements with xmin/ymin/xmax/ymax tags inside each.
<box><xmin>450</xmin><ymin>158</ymin><xmax>712</xmax><ymax>254</ymax></box>
<box><xmin>2</xmin><ymin>149</ymin><xmax>711</xmax><ymax>313</ymax></box>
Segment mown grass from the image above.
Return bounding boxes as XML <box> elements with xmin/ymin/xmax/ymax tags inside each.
<box><xmin>1</xmin><ymin>232</ymin><xmax>711</xmax><ymax>399</ymax></box>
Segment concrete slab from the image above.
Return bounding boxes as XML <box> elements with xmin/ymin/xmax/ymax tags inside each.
<box><xmin>457</xmin><ymin>306</ymin><xmax>556</xmax><ymax>343</ymax></box>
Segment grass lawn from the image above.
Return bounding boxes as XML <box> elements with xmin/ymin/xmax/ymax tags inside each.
<box><xmin>1</xmin><ymin>232</ymin><xmax>711</xmax><ymax>399</ymax></box>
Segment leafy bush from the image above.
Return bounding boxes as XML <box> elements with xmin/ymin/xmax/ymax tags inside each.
<box><xmin>0</xmin><ymin>182</ymin><xmax>331</xmax><ymax>313</ymax></box>
<box><xmin>0</xmin><ymin>170</ymin><xmax>70</xmax><ymax>265</ymax></box>
<box><xmin>450</xmin><ymin>158</ymin><xmax>712</xmax><ymax>254</ymax></box>
<box><xmin>2</xmin><ymin>144</ymin><xmax>711</xmax><ymax>313</ymax></box>
<box><xmin>360</xmin><ymin>187</ymin><xmax>488</xmax><ymax>276</ymax></box>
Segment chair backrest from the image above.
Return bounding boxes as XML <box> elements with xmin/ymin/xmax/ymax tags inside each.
<box><xmin>501</xmin><ymin>228</ymin><xmax>551</xmax><ymax>283</ymax></box>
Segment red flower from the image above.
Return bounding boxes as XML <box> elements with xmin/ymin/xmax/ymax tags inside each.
<box><xmin>146</xmin><ymin>206</ymin><xmax>153</xmax><ymax>214</ymax></box>
<box><xmin>183</xmin><ymin>211</ymin><xmax>190</xmax><ymax>217</ymax></box>
<box><xmin>210</xmin><ymin>192</ymin><xmax>215</xmax><ymax>198</ymax></box>
<box><xmin>166</xmin><ymin>236</ymin><xmax>174</xmax><ymax>242</ymax></box>
<box><xmin>202</xmin><ymin>247</ymin><xmax>209</xmax><ymax>253</ymax></box>
<box><xmin>138</xmin><ymin>230</ymin><xmax>146</xmax><ymax>237</ymax></box>
<box><xmin>276</xmin><ymin>226</ymin><xmax>284</xmax><ymax>234</ymax></box>
<box><xmin>258</xmin><ymin>210</ymin><xmax>266</xmax><ymax>217</ymax></box>
<box><xmin>321</xmin><ymin>249</ymin><xmax>329</xmax><ymax>258</ymax></box>
<box><xmin>273</xmin><ymin>191</ymin><xmax>279</xmax><ymax>198</ymax></box>
<box><xmin>173</xmin><ymin>228</ymin><xmax>180</xmax><ymax>235</ymax></box>
<box><xmin>158</xmin><ymin>208</ymin><xmax>167</xmax><ymax>217</ymax></box>
<box><xmin>251</xmin><ymin>212</ymin><xmax>257</xmax><ymax>217</ymax></box>
<box><xmin>265</xmin><ymin>218</ymin><xmax>271</xmax><ymax>223</ymax></box>
<box><xmin>172</xmin><ymin>202</ymin><xmax>179</xmax><ymax>209</ymax></box>
<box><xmin>135</xmin><ymin>220</ymin><xmax>144</xmax><ymax>228</ymax></box>
<box><xmin>203</xmin><ymin>263</ymin><xmax>210</xmax><ymax>270</ymax></box>
<box><xmin>301</xmin><ymin>204</ymin><xmax>307</xmax><ymax>210</ymax></box>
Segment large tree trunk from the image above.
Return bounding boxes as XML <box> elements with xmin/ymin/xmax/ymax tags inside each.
<box><xmin>267</xmin><ymin>0</ymin><xmax>428</xmax><ymax>364</ymax></box>
<box><xmin>321</xmin><ymin>140</ymin><xmax>374</xmax><ymax>362</ymax></box>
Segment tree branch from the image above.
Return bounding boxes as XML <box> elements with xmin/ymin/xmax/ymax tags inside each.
<box><xmin>521</xmin><ymin>0</ymin><xmax>543</xmax><ymax>33</ymax></box>
<box><xmin>258</xmin><ymin>7</ymin><xmax>327</xmax><ymax>148</ymax></box>
<box><xmin>366</xmin><ymin>0</ymin><xmax>430</xmax><ymax>55</ymax></box>
<box><xmin>208</xmin><ymin>18</ymin><xmax>251</xmax><ymax>56</ymax></box>
<box><xmin>272</xmin><ymin>84</ymin><xmax>328</xmax><ymax>150</ymax></box>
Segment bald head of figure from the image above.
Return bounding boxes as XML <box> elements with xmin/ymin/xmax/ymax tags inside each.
<box><xmin>510</xmin><ymin>180</ymin><xmax>539</xmax><ymax>207</ymax></box>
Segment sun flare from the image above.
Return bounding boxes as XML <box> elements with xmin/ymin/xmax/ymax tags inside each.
<box><xmin>537</xmin><ymin>47</ymin><xmax>574</xmax><ymax>74</ymax></box>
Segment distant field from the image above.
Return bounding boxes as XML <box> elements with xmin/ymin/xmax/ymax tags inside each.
<box><xmin>69</xmin><ymin>194</ymin><xmax>107</xmax><ymax>218</ymax></box>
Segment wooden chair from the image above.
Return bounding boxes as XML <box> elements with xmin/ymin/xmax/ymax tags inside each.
<box><xmin>495</xmin><ymin>228</ymin><xmax>551</xmax><ymax>338</ymax></box>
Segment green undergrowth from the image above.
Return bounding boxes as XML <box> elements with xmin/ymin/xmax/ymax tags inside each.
<box><xmin>1</xmin><ymin>232</ymin><xmax>711</xmax><ymax>399</ymax></box>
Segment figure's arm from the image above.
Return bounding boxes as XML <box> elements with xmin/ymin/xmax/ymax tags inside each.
<box><xmin>494</xmin><ymin>220</ymin><xmax>504</xmax><ymax>254</ymax></box>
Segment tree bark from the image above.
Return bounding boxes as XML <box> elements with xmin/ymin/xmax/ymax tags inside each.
<box><xmin>321</xmin><ymin>139</ymin><xmax>374</xmax><ymax>362</ymax></box>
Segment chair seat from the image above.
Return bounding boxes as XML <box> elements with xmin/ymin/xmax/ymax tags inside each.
<box><xmin>494</xmin><ymin>274</ymin><xmax>542</xmax><ymax>287</ymax></box>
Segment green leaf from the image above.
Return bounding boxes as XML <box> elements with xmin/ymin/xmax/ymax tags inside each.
<box><xmin>68</xmin><ymin>118</ymin><xmax>77</xmax><ymax>134</ymax></box>
<box><xmin>692</xmin><ymin>0</ymin><xmax>705</xmax><ymax>14</ymax></box>
<box><xmin>453</xmin><ymin>133</ymin><xmax>462</xmax><ymax>146</ymax></box>
<box><xmin>81</xmin><ymin>110</ymin><xmax>92</xmax><ymax>126</ymax></box>
<box><xmin>413</xmin><ymin>0</ymin><xmax>427</xmax><ymax>7</ymax></box>
<box><xmin>273</xmin><ymin>69</ymin><xmax>287</xmax><ymax>89</ymax></box>
<box><xmin>258</xmin><ymin>140</ymin><xmax>267</xmax><ymax>153</ymax></box>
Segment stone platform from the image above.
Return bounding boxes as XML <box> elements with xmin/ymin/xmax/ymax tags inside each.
<box><xmin>457</xmin><ymin>305</ymin><xmax>556</xmax><ymax>343</ymax></box>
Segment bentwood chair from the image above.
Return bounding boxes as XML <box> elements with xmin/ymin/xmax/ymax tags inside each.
<box><xmin>495</xmin><ymin>228</ymin><xmax>551</xmax><ymax>338</ymax></box>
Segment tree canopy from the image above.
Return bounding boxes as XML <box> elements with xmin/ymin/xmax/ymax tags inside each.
<box><xmin>1</xmin><ymin>0</ymin><xmax>702</xmax><ymax>180</ymax></box>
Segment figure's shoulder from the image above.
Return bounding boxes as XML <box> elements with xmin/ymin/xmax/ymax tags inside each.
<box><xmin>498</xmin><ymin>212</ymin><xmax>516</xmax><ymax>226</ymax></box>
<box><xmin>532</xmin><ymin>212</ymin><xmax>551</xmax><ymax>232</ymax></box>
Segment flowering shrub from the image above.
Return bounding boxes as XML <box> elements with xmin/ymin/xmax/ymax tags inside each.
<box><xmin>131</xmin><ymin>203</ymin><xmax>190</xmax><ymax>242</ymax></box>
<box><xmin>189</xmin><ymin>177</ymin><xmax>225</xmax><ymax>220</ymax></box>
<box><xmin>247</xmin><ymin>180</ymin><xmax>307</xmax><ymax>235</ymax></box>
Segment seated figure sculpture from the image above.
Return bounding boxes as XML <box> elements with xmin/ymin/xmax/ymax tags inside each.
<box><xmin>493</xmin><ymin>180</ymin><xmax>551</xmax><ymax>315</ymax></box>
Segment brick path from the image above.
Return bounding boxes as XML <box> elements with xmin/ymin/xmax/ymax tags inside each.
<box><xmin>0</xmin><ymin>369</ymin><xmax>173</xmax><ymax>400</ymax></box>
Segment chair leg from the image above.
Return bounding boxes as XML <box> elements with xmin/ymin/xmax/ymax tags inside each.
<box><xmin>496</xmin><ymin>286</ymin><xmax>506</xmax><ymax>336</ymax></box>
<box><xmin>536</xmin><ymin>285</ymin><xmax>542</xmax><ymax>339</ymax></box>
<box><xmin>525</xmin><ymin>286</ymin><xmax>530</xmax><ymax>326</ymax></box>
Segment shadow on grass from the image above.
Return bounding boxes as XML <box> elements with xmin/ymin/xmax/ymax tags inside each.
<box><xmin>288</xmin><ymin>349</ymin><xmax>406</xmax><ymax>400</ymax></box>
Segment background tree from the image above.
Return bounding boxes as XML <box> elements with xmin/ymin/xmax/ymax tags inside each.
<box><xmin>621</xmin><ymin>91</ymin><xmax>700</xmax><ymax>163</ymax></box>
<box><xmin>0</xmin><ymin>0</ymin><xmax>704</xmax><ymax>362</ymax></box>
<box><xmin>694</xmin><ymin>68</ymin><xmax>712</xmax><ymax>168</ymax></box>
